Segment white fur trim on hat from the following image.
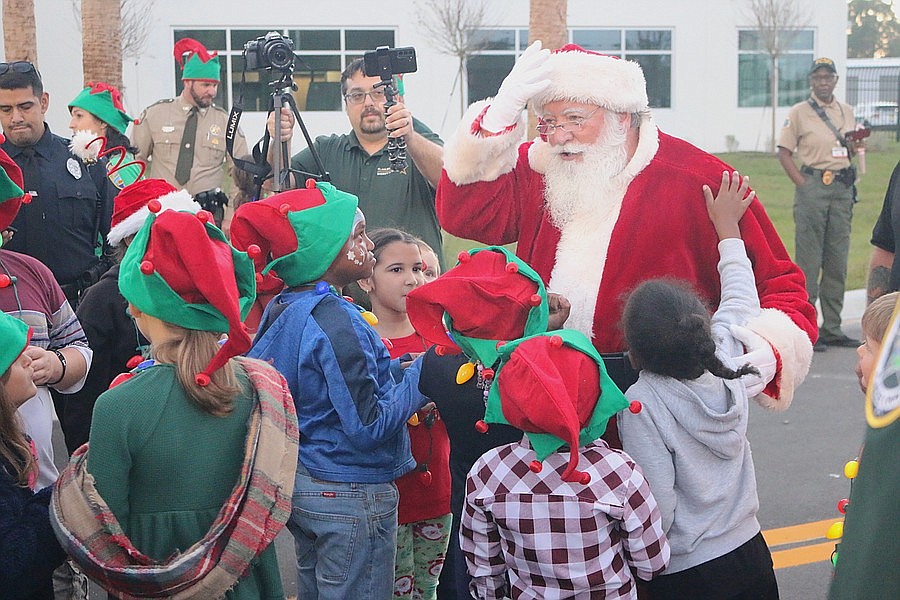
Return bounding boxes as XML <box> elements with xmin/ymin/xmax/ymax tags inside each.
<box><xmin>69</xmin><ymin>130</ymin><xmax>103</xmax><ymax>164</ymax></box>
<box><xmin>107</xmin><ymin>189</ymin><xmax>201</xmax><ymax>247</ymax></box>
<box><xmin>745</xmin><ymin>307</ymin><xmax>813</xmax><ymax>411</ymax></box>
<box><xmin>532</xmin><ymin>46</ymin><xmax>648</xmax><ymax>114</ymax></box>
<box><xmin>443</xmin><ymin>100</ymin><xmax>526</xmax><ymax>186</ymax></box>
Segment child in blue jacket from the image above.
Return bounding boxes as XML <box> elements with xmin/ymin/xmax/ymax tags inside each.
<box><xmin>233</xmin><ymin>180</ymin><xmax>429</xmax><ymax>600</ymax></box>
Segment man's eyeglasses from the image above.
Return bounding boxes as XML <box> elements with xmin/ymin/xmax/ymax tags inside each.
<box><xmin>0</xmin><ymin>61</ymin><xmax>37</xmax><ymax>76</ymax></box>
<box><xmin>536</xmin><ymin>106</ymin><xmax>602</xmax><ymax>135</ymax></box>
<box><xmin>344</xmin><ymin>89</ymin><xmax>387</xmax><ymax>105</ymax></box>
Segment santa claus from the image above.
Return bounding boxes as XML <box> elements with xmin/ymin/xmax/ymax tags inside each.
<box><xmin>437</xmin><ymin>42</ymin><xmax>816</xmax><ymax>410</ymax></box>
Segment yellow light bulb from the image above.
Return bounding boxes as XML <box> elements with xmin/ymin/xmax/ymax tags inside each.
<box><xmin>456</xmin><ymin>362</ymin><xmax>476</xmax><ymax>385</ymax></box>
<box><xmin>844</xmin><ymin>460</ymin><xmax>859</xmax><ymax>479</ymax></box>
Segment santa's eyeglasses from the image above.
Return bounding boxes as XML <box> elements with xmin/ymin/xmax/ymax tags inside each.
<box><xmin>536</xmin><ymin>107</ymin><xmax>602</xmax><ymax>135</ymax></box>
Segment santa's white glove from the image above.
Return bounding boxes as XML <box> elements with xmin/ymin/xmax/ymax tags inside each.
<box><xmin>730</xmin><ymin>324</ymin><xmax>777</xmax><ymax>397</ymax></box>
<box><xmin>480</xmin><ymin>40</ymin><xmax>552</xmax><ymax>133</ymax></box>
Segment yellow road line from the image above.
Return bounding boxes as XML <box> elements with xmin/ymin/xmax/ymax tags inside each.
<box><xmin>762</xmin><ymin>519</ymin><xmax>836</xmax><ymax>547</ymax></box>
<box><xmin>770</xmin><ymin>541</ymin><xmax>835</xmax><ymax>569</ymax></box>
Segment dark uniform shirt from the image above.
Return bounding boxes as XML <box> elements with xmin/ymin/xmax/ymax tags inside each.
<box><xmin>870</xmin><ymin>160</ymin><xmax>900</xmax><ymax>291</ymax></box>
<box><xmin>290</xmin><ymin>119</ymin><xmax>444</xmax><ymax>265</ymax></box>
<box><xmin>2</xmin><ymin>124</ymin><xmax>114</xmax><ymax>287</ymax></box>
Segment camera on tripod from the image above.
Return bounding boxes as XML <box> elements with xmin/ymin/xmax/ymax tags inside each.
<box><xmin>244</xmin><ymin>31</ymin><xmax>295</xmax><ymax>71</ymax></box>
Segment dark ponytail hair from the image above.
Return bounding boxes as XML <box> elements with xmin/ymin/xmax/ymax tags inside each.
<box><xmin>622</xmin><ymin>278</ymin><xmax>759</xmax><ymax>381</ymax></box>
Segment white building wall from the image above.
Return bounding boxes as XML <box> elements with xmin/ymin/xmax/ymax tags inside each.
<box><xmin>3</xmin><ymin>0</ymin><xmax>847</xmax><ymax>154</ymax></box>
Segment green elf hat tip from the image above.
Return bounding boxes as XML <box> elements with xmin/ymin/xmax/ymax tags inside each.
<box><xmin>230</xmin><ymin>179</ymin><xmax>359</xmax><ymax>289</ymax></box>
<box><xmin>483</xmin><ymin>330</ymin><xmax>628</xmax><ymax>484</ymax></box>
<box><xmin>407</xmin><ymin>247</ymin><xmax>548</xmax><ymax>366</ymax></box>
<box><xmin>0</xmin><ymin>311</ymin><xmax>32</xmax><ymax>377</ymax></box>
<box><xmin>119</xmin><ymin>208</ymin><xmax>256</xmax><ymax>385</ymax></box>
<box><xmin>68</xmin><ymin>82</ymin><xmax>133</xmax><ymax>134</ymax></box>
<box><xmin>0</xmin><ymin>142</ymin><xmax>28</xmax><ymax>249</ymax></box>
<box><xmin>175</xmin><ymin>38</ymin><xmax>221</xmax><ymax>82</ymax></box>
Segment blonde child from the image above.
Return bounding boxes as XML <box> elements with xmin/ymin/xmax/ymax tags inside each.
<box><xmin>358</xmin><ymin>228</ymin><xmax>451</xmax><ymax>600</ymax></box>
<box><xmin>855</xmin><ymin>291</ymin><xmax>899</xmax><ymax>394</ymax></box>
<box><xmin>0</xmin><ymin>311</ymin><xmax>66</xmax><ymax>597</ymax></box>
<box><xmin>416</xmin><ymin>240</ymin><xmax>442</xmax><ymax>283</ymax></box>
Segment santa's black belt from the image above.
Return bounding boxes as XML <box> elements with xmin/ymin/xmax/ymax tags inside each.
<box><xmin>600</xmin><ymin>352</ymin><xmax>639</xmax><ymax>392</ymax></box>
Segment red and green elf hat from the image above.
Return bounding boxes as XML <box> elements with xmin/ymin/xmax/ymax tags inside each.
<box><xmin>68</xmin><ymin>82</ymin><xmax>133</xmax><ymax>134</ymax></box>
<box><xmin>107</xmin><ymin>179</ymin><xmax>200</xmax><ymax>247</ymax></box>
<box><xmin>406</xmin><ymin>247</ymin><xmax>548</xmax><ymax>366</ymax></box>
<box><xmin>0</xmin><ymin>143</ymin><xmax>27</xmax><ymax>245</ymax></box>
<box><xmin>484</xmin><ymin>330</ymin><xmax>628</xmax><ymax>484</ymax></box>
<box><xmin>0</xmin><ymin>311</ymin><xmax>32</xmax><ymax>377</ymax></box>
<box><xmin>230</xmin><ymin>179</ymin><xmax>359</xmax><ymax>288</ymax></box>
<box><xmin>118</xmin><ymin>208</ymin><xmax>256</xmax><ymax>385</ymax></box>
<box><xmin>174</xmin><ymin>38</ymin><xmax>221</xmax><ymax>82</ymax></box>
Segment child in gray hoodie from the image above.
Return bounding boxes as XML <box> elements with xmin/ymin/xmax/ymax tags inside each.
<box><xmin>619</xmin><ymin>171</ymin><xmax>779</xmax><ymax>600</ymax></box>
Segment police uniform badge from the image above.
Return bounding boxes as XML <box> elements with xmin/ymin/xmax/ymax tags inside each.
<box><xmin>209</xmin><ymin>124</ymin><xmax>222</xmax><ymax>146</ymax></box>
<box><xmin>66</xmin><ymin>157</ymin><xmax>82</xmax><ymax>179</ymax></box>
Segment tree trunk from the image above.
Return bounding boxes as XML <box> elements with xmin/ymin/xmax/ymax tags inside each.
<box><xmin>2</xmin><ymin>0</ymin><xmax>38</xmax><ymax>65</ymax></box>
<box><xmin>82</xmin><ymin>0</ymin><xmax>122</xmax><ymax>89</ymax></box>
<box><xmin>528</xmin><ymin>0</ymin><xmax>567</xmax><ymax>131</ymax></box>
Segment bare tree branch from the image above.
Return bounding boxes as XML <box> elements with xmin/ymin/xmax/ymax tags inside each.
<box><xmin>744</xmin><ymin>0</ymin><xmax>810</xmax><ymax>152</ymax></box>
<box><xmin>415</xmin><ymin>0</ymin><xmax>492</xmax><ymax>116</ymax></box>
<box><xmin>70</xmin><ymin>0</ymin><xmax>155</xmax><ymax>60</ymax></box>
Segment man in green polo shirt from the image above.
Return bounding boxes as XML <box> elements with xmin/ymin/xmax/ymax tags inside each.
<box><xmin>277</xmin><ymin>58</ymin><xmax>444</xmax><ymax>266</ymax></box>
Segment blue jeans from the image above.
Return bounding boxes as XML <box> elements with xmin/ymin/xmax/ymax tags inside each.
<box><xmin>288</xmin><ymin>467</ymin><xmax>400</xmax><ymax>600</ymax></box>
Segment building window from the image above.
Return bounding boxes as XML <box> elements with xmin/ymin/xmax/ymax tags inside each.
<box><xmin>174</xmin><ymin>28</ymin><xmax>396</xmax><ymax>112</ymax></box>
<box><xmin>737</xmin><ymin>29</ymin><xmax>814</xmax><ymax>107</ymax></box>
<box><xmin>466</xmin><ymin>28</ymin><xmax>672</xmax><ymax>108</ymax></box>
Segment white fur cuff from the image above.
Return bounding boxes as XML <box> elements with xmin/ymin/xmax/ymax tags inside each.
<box><xmin>443</xmin><ymin>100</ymin><xmax>526</xmax><ymax>186</ymax></box>
<box><xmin>746</xmin><ymin>308</ymin><xmax>814</xmax><ymax>411</ymax></box>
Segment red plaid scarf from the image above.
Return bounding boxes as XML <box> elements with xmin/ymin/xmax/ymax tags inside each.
<box><xmin>49</xmin><ymin>357</ymin><xmax>299</xmax><ymax>599</ymax></box>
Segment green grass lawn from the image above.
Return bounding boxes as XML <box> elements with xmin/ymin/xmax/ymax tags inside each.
<box><xmin>442</xmin><ymin>131</ymin><xmax>900</xmax><ymax>291</ymax></box>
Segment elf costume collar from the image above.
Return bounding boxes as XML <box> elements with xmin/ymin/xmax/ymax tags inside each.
<box><xmin>406</xmin><ymin>246</ymin><xmax>549</xmax><ymax>366</ymax></box>
<box><xmin>68</xmin><ymin>82</ymin><xmax>133</xmax><ymax>134</ymax></box>
<box><xmin>174</xmin><ymin>38</ymin><xmax>221</xmax><ymax>82</ymax></box>
<box><xmin>50</xmin><ymin>357</ymin><xmax>299</xmax><ymax>600</ymax></box>
<box><xmin>230</xmin><ymin>179</ymin><xmax>359</xmax><ymax>288</ymax></box>
<box><xmin>483</xmin><ymin>329</ymin><xmax>629</xmax><ymax>484</ymax></box>
<box><xmin>118</xmin><ymin>208</ymin><xmax>256</xmax><ymax>385</ymax></box>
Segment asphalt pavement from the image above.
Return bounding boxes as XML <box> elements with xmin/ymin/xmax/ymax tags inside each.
<box><xmin>64</xmin><ymin>290</ymin><xmax>870</xmax><ymax>599</ymax></box>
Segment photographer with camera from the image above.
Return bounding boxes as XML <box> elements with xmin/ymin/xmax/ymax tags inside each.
<box><xmin>270</xmin><ymin>52</ymin><xmax>445</xmax><ymax>266</ymax></box>
<box><xmin>131</xmin><ymin>38</ymin><xmax>249</xmax><ymax>227</ymax></box>
<box><xmin>778</xmin><ymin>57</ymin><xmax>863</xmax><ymax>352</ymax></box>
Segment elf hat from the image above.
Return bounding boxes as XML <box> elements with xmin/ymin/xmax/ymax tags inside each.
<box><xmin>0</xmin><ymin>311</ymin><xmax>32</xmax><ymax>377</ymax></box>
<box><xmin>531</xmin><ymin>44</ymin><xmax>648</xmax><ymax>114</ymax></box>
<box><xmin>68</xmin><ymin>82</ymin><xmax>133</xmax><ymax>134</ymax></box>
<box><xmin>174</xmin><ymin>38</ymin><xmax>221</xmax><ymax>82</ymax></box>
<box><xmin>484</xmin><ymin>330</ymin><xmax>628</xmax><ymax>484</ymax></box>
<box><xmin>406</xmin><ymin>247</ymin><xmax>548</xmax><ymax>366</ymax></box>
<box><xmin>118</xmin><ymin>209</ymin><xmax>256</xmax><ymax>385</ymax></box>
<box><xmin>230</xmin><ymin>179</ymin><xmax>359</xmax><ymax>288</ymax></box>
<box><xmin>107</xmin><ymin>178</ymin><xmax>201</xmax><ymax>247</ymax></box>
<box><xmin>0</xmin><ymin>143</ymin><xmax>28</xmax><ymax>242</ymax></box>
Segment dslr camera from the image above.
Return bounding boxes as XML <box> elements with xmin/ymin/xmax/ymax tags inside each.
<box><xmin>244</xmin><ymin>31</ymin><xmax>295</xmax><ymax>71</ymax></box>
<box><xmin>363</xmin><ymin>46</ymin><xmax>417</xmax><ymax>79</ymax></box>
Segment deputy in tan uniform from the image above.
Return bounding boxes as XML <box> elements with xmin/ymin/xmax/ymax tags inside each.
<box><xmin>131</xmin><ymin>38</ymin><xmax>248</xmax><ymax>224</ymax></box>
<box><xmin>778</xmin><ymin>57</ymin><xmax>862</xmax><ymax>352</ymax></box>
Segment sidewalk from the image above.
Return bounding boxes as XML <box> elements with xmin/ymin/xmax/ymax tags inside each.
<box><xmin>840</xmin><ymin>288</ymin><xmax>866</xmax><ymax>325</ymax></box>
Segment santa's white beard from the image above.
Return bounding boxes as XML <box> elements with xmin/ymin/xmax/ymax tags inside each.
<box><xmin>544</xmin><ymin>117</ymin><xmax>631</xmax><ymax>338</ymax></box>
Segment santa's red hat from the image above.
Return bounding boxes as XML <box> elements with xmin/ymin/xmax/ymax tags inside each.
<box><xmin>531</xmin><ymin>44</ymin><xmax>648</xmax><ymax>114</ymax></box>
<box><xmin>107</xmin><ymin>179</ymin><xmax>201</xmax><ymax>247</ymax></box>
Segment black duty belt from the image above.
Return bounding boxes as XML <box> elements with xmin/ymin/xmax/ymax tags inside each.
<box><xmin>801</xmin><ymin>165</ymin><xmax>855</xmax><ymax>187</ymax></box>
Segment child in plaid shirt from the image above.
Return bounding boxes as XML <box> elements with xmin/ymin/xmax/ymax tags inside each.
<box><xmin>460</xmin><ymin>329</ymin><xmax>670</xmax><ymax>599</ymax></box>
